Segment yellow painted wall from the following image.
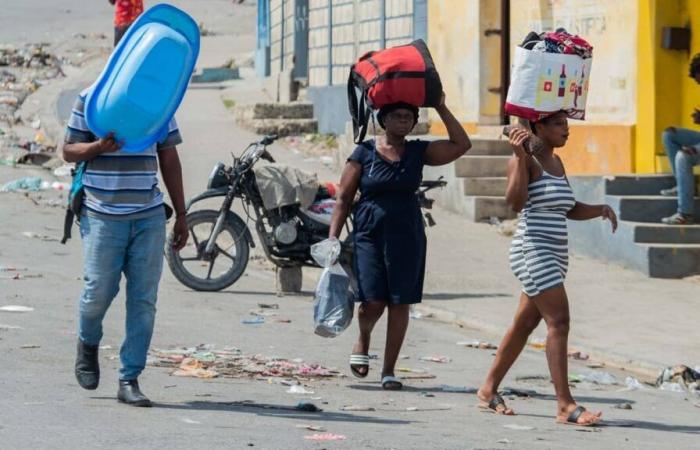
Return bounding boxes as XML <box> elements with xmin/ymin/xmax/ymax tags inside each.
<box><xmin>636</xmin><ymin>0</ymin><xmax>700</xmax><ymax>174</ymax></box>
<box><xmin>508</xmin><ymin>0</ymin><xmax>638</xmax><ymax>174</ymax></box>
<box><xmin>427</xmin><ymin>0</ymin><xmax>481</xmax><ymax>127</ymax></box>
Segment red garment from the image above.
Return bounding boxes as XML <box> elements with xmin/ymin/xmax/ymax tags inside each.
<box><xmin>114</xmin><ymin>0</ymin><xmax>144</xmax><ymax>27</ymax></box>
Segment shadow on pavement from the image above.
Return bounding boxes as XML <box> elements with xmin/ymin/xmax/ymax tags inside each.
<box><xmin>348</xmin><ymin>383</ymin><xmax>477</xmax><ymax>394</ymax></box>
<box><xmin>423</xmin><ymin>292</ymin><xmax>511</xmax><ymax>301</ymax></box>
<box><xmin>516</xmin><ymin>413</ymin><xmax>700</xmax><ymax>434</ymax></box>
<box><xmin>151</xmin><ymin>400</ymin><xmax>413</xmax><ymax>425</ymax></box>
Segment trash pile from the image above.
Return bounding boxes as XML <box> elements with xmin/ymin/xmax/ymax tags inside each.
<box><xmin>148</xmin><ymin>345</ymin><xmax>341</xmax><ymax>381</ymax></box>
<box><xmin>0</xmin><ymin>43</ymin><xmax>64</xmax><ymax>167</ymax></box>
<box><xmin>656</xmin><ymin>365</ymin><xmax>700</xmax><ymax>394</ymax></box>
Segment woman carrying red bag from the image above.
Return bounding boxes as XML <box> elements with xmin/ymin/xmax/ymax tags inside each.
<box><xmin>328</xmin><ymin>93</ymin><xmax>470</xmax><ymax>390</ymax></box>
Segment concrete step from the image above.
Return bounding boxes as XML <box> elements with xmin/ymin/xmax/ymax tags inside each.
<box><xmin>624</xmin><ymin>221</ymin><xmax>700</xmax><ymax>244</ymax></box>
<box><xmin>239</xmin><ymin>118</ymin><xmax>318</xmax><ymax>136</ymax></box>
<box><xmin>463</xmin><ymin>177</ymin><xmax>507</xmax><ymax>196</ymax></box>
<box><xmin>234</xmin><ymin>102</ymin><xmax>314</xmax><ymax>121</ymax></box>
<box><xmin>468</xmin><ymin>138</ymin><xmax>512</xmax><ymax>156</ymax></box>
<box><xmin>455</xmin><ymin>155</ymin><xmax>510</xmax><ymax>178</ymax></box>
<box><xmin>605</xmin><ymin>174</ymin><xmax>676</xmax><ymax>196</ymax></box>
<box><xmin>606</xmin><ymin>195</ymin><xmax>700</xmax><ymax>223</ymax></box>
<box><xmin>464</xmin><ymin>195</ymin><xmax>516</xmax><ymax>222</ymax></box>
<box><xmin>641</xmin><ymin>243</ymin><xmax>700</xmax><ymax>278</ymax></box>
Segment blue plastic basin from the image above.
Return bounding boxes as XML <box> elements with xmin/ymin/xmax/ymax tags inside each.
<box><xmin>85</xmin><ymin>4</ymin><xmax>200</xmax><ymax>152</ymax></box>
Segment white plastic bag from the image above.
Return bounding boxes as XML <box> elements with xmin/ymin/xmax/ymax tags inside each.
<box><xmin>311</xmin><ymin>237</ymin><xmax>341</xmax><ymax>269</ymax></box>
<box><xmin>505</xmin><ymin>46</ymin><xmax>593</xmax><ymax>121</ymax></box>
<box><xmin>313</xmin><ymin>263</ymin><xmax>354</xmax><ymax>338</ymax></box>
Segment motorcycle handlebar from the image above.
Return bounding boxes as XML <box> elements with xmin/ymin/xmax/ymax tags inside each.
<box><xmin>260</xmin><ymin>134</ymin><xmax>279</xmax><ymax>146</ymax></box>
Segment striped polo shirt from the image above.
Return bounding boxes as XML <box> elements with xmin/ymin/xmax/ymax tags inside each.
<box><xmin>64</xmin><ymin>89</ymin><xmax>182</xmax><ymax>219</ymax></box>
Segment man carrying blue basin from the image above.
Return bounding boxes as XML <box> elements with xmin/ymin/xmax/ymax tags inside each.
<box><xmin>60</xmin><ymin>4</ymin><xmax>198</xmax><ymax>407</ymax></box>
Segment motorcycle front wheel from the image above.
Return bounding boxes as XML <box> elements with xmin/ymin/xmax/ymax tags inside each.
<box><xmin>165</xmin><ymin>209</ymin><xmax>250</xmax><ymax>291</ymax></box>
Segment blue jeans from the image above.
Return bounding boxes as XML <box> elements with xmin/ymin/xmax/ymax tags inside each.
<box><xmin>662</xmin><ymin>127</ymin><xmax>700</xmax><ymax>215</ymax></box>
<box><xmin>78</xmin><ymin>212</ymin><xmax>166</xmax><ymax>380</ymax></box>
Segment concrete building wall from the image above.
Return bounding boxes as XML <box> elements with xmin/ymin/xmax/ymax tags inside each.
<box><xmin>427</xmin><ymin>0</ymin><xmax>481</xmax><ymax>133</ymax></box>
<box><xmin>307</xmin><ymin>0</ymin><xmax>417</xmax><ymax>134</ymax></box>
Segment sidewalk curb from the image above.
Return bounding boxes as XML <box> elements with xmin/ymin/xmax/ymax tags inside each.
<box><xmin>414</xmin><ymin>303</ymin><xmax>662</xmax><ymax>382</ymax></box>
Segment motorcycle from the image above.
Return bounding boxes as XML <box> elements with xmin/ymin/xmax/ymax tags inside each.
<box><xmin>165</xmin><ymin>134</ymin><xmax>447</xmax><ymax>292</ymax></box>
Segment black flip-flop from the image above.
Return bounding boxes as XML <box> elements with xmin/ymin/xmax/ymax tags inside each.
<box><xmin>478</xmin><ymin>394</ymin><xmax>512</xmax><ymax>414</ymax></box>
<box><xmin>558</xmin><ymin>405</ymin><xmax>599</xmax><ymax>427</ymax></box>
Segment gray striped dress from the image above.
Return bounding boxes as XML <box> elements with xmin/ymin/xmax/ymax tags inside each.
<box><xmin>509</xmin><ymin>170</ymin><xmax>576</xmax><ymax>297</ymax></box>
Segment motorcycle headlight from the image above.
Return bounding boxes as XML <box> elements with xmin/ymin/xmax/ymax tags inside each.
<box><xmin>207</xmin><ymin>162</ymin><xmax>229</xmax><ymax>189</ymax></box>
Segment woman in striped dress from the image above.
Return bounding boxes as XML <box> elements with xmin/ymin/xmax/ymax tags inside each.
<box><xmin>476</xmin><ymin>112</ymin><xmax>617</xmax><ymax>426</ymax></box>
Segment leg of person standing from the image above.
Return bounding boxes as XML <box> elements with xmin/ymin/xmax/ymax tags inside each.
<box><xmin>117</xmin><ymin>212</ymin><xmax>166</xmax><ymax>407</ymax></box>
<box><xmin>75</xmin><ymin>215</ymin><xmax>129</xmax><ymax>390</ymax></box>
<box><xmin>674</xmin><ymin>149</ymin><xmax>700</xmax><ymax>220</ymax></box>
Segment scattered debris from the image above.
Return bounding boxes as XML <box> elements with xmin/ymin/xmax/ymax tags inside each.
<box><xmin>457</xmin><ymin>340</ymin><xmax>497</xmax><ymax>350</ymax></box>
<box><xmin>179</xmin><ymin>418</ymin><xmax>201</xmax><ymax>425</ymax></box>
<box><xmin>418</xmin><ymin>356</ymin><xmax>452</xmax><ymax>364</ymax></box>
<box><xmin>489</xmin><ymin>217</ymin><xmax>519</xmax><ymax>237</ymax></box>
<box><xmin>0</xmin><ymin>305</ymin><xmax>34</xmax><ymax>313</ymax></box>
<box><xmin>570</xmin><ymin>372</ymin><xmax>618</xmax><ymax>386</ymax></box>
<box><xmin>567</xmin><ymin>351</ymin><xmax>590</xmax><ymax>361</ymax></box>
<box><xmin>0</xmin><ymin>324</ymin><xmax>23</xmax><ymax>330</ymax></box>
<box><xmin>656</xmin><ymin>365</ymin><xmax>700</xmax><ymax>394</ymax></box>
<box><xmin>502</xmin><ymin>424</ymin><xmax>535</xmax><ymax>431</ymax></box>
<box><xmin>295</xmin><ymin>424</ymin><xmax>326</xmax><ymax>432</ymax></box>
<box><xmin>0</xmin><ymin>266</ymin><xmax>28</xmax><ymax>272</ymax></box>
<box><xmin>53</xmin><ymin>164</ymin><xmax>73</xmax><ymax>177</ymax></box>
<box><xmin>658</xmin><ymin>382</ymin><xmax>685</xmax><ymax>393</ymax></box>
<box><xmin>614</xmin><ymin>403</ymin><xmax>632</xmax><ymax>410</ymax></box>
<box><xmin>528</xmin><ymin>338</ymin><xmax>546</xmax><ymax>350</ymax></box>
<box><xmin>400</xmin><ymin>374</ymin><xmax>436</xmax><ymax>380</ymax></box>
<box><xmin>172</xmin><ymin>358</ymin><xmax>220</xmax><ymax>379</ymax></box>
<box><xmin>586</xmin><ymin>362</ymin><xmax>605</xmax><ymax>369</ymax></box>
<box><xmin>501</xmin><ymin>388</ymin><xmax>538</xmax><ymax>398</ymax></box>
<box><xmin>409</xmin><ymin>308</ymin><xmax>433</xmax><ymax>320</ymax></box>
<box><xmin>497</xmin><ymin>438</ymin><xmax>513</xmax><ymax>444</ymax></box>
<box><xmin>304</xmin><ymin>434</ymin><xmax>346</xmax><ymax>442</ymax></box>
<box><xmin>287</xmin><ymin>385</ymin><xmax>315</xmax><ymax>395</ymax></box>
<box><xmin>515</xmin><ymin>374</ymin><xmax>549</xmax><ymax>382</ymax></box>
<box><xmin>440</xmin><ymin>385</ymin><xmax>477</xmax><ymax>393</ymax></box>
<box><xmin>623</xmin><ymin>376</ymin><xmax>645</xmax><ymax>391</ymax></box>
<box><xmin>295</xmin><ymin>402</ymin><xmax>322</xmax><ymax>412</ymax></box>
<box><xmin>241</xmin><ymin>316</ymin><xmax>265</xmax><ymax>325</ymax></box>
<box><xmin>22</xmin><ymin>231</ymin><xmax>58</xmax><ymax>242</ymax></box>
<box><xmin>20</xmin><ymin>344</ymin><xmax>40</xmax><ymax>349</ymax></box>
<box><xmin>397</xmin><ymin>367</ymin><xmax>428</xmax><ymax>373</ymax></box>
<box><xmin>420</xmin><ymin>392</ymin><xmax>435</xmax><ymax>398</ymax></box>
<box><xmin>341</xmin><ymin>405</ymin><xmax>375</xmax><ymax>412</ymax></box>
<box><xmin>150</xmin><ymin>346</ymin><xmax>339</xmax><ymax>381</ymax></box>
<box><xmin>198</xmin><ymin>22</ymin><xmax>217</xmax><ymax>37</ymax></box>
<box><xmin>2</xmin><ymin>177</ymin><xmax>42</xmax><ymax>192</ymax></box>
<box><xmin>258</xmin><ymin>303</ymin><xmax>279</xmax><ymax>309</ymax></box>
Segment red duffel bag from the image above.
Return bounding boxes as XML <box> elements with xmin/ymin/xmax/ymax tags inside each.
<box><xmin>348</xmin><ymin>39</ymin><xmax>442</xmax><ymax>143</ymax></box>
